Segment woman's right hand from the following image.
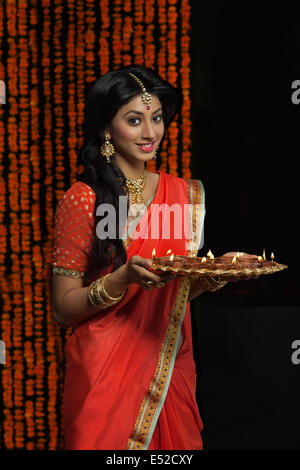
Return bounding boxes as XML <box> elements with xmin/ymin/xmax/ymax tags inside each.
<box><xmin>123</xmin><ymin>255</ymin><xmax>179</xmax><ymax>290</ymax></box>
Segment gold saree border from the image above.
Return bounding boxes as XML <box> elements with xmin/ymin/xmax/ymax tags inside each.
<box><xmin>126</xmin><ymin>276</ymin><xmax>191</xmax><ymax>450</ymax></box>
<box><xmin>126</xmin><ymin>177</ymin><xmax>204</xmax><ymax>450</ymax></box>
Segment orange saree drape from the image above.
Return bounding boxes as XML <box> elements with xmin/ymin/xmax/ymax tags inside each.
<box><xmin>52</xmin><ymin>170</ymin><xmax>205</xmax><ymax>450</ymax></box>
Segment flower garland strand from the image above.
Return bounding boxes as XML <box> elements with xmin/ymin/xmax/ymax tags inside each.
<box><xmin>133</xmin><ymin>0</ymin><xmax>145</xmax><ymax>65</ymax></box>
<box><xmin>144</xmin><ymin>0</ymin><xmax>156</xmax><ymax>173</ymax></box>
<box><xmin>7</xmin><ymin>0</ymin><xmax>22</xmax><ymax>450</ymax></box>
<box><xmin>26</xmin><ymin>1</ymin><xmax>40</xmax><ymax>449</ymax></box>
<box><xmin>157</xmin><ymin>0</ymin><xmax>168</xmax><ymax>173</ymax></box>
<box><xmin>166</xmin><ymin>0</ymin><xmax>179</xmax><ymax>175</ymax></box>
<box><xmin>99</xmin><ymin>0</ymin><xmax>110</xmax><ymax>75</ymax></box>
<box><xmin>180</xmin><ymin>0</ymin><xmax>192</xmax><ymax>178</ymax></box>
<box><xmin>122</xmin><ymin>0</ymin><xmax>133</xmax><ymax>67</ymax></box>
<box><xmin>41</xmin><ymin>2</ymin><xmax>56</xmax><ymax>449</ymax></box>
<box><xmin>113</xmin><ymin>0</ymin><xmax>123</xmax><ymax>68</ymax></box>
<box><xmin>0</xmin><ymin>0</ymin><xmax>11</xmax><ymax>452</ymax></box>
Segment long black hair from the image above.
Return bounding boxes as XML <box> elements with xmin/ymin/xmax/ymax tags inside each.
<box><xmin>78</xmin><ymin>65</ymin><xmax>181</xmax><ymax>280</ymax></box>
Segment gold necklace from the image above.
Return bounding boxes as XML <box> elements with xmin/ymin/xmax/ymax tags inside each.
<box><xmin>123</xmin><ymin>168</ymin><xmax>147</xmax><ymax>207</ymax></box>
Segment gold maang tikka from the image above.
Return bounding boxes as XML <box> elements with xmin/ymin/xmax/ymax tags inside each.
<box><xmin>121</xmin><ymin>73</ymin><xmax>152</xmax><ymax>216</ymax></box>
<box><xmin>127</xmin><ymin>72</ymin><xmax>152</xmax><ymax>110</ymax></box>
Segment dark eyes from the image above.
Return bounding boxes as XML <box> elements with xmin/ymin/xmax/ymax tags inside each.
<box><xmin>128</xmin><ymin>115</ymin><xmax>163</xmax><ymax>125</ymax></box>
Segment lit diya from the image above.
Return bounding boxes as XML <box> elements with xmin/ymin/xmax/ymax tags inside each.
<box><xmin>149</xmin><ymin>249</ymin><xmax>287</xmax><ymax>281</ymax></box>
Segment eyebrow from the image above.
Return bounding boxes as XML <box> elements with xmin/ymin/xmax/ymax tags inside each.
<box><xmin>123</xmin><ymin>107</ymin><xmax>162</xmax><ymax>117</ymax></box>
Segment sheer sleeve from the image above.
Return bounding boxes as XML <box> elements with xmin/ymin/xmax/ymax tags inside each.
<box><xmin>52</xmin><ymin>181</ymin><xmax>96</xmax><ymax>279</ymax></box>
<box><xmin>194</xmin><ymin>179</ymin><xmax>205</xmax><ymax>252</ymax></box>
<box><xmin>184</xmin><ymin>177</ymin><xmax>206</xmax><ymax>255</ymax></box>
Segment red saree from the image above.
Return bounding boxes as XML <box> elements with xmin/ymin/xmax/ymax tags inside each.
<box><xmin>52</xmin><ymin>170</ymin><xmax>205</xmax><ymax>450</ymax></box>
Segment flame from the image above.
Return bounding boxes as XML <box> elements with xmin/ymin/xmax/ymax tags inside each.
<box><xmin>237</xmin><ymin>252</ymin><xmax>243</xmax><ymax>259</ymax></box>
<box><xmin>271</xmin><ymin>252</ymin><xmax>275</xmax><ymax>261</ymax></box>
<box><xmin>257</xmin><ymin>256</ymin><xmax>263</xmax><ymax>262</ymax></box>
<box><xmin>232</xmin><ymin>255</ymin><xmax>237</xmax><ymax>264</ymax></box>
<box><xmin>169</xmin><ymin>254</ymin><xmax>174</xmax><ymax>261</ymax></box>
<box><xmin>207</xmin><ymin>249</ymin><xmax>214</xmax><ymax>259</ymax></box>
<box><xmin>192</xmin><ymin>253</ymin><xmax>196</xmax><ymax>258</ymax></box>
<box><xmin>152</xmin><ymin>248</ymin><xmax>156</xmax><ymax>258</ymax></box>
<box><xmin>166</xmin><ymin>249</ymin><xmax>172</xmax><ymax>255</ymax></box>
<box><xmin>201</xmin><ymin>257</ymin><xmax>207</xmax><ymax>263</ymax></box>
<box><xmin>263</xmin><ymin>249</ymin><xmax>266</xmax><ymax>261</ymax></box>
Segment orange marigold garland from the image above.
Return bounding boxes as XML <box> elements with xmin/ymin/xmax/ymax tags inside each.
<box><xmin>99</xmin><ymin>0</ymin><xmax>111</xmax><ymax>74</ymax></box>
<box><xmin>145</xmin><ymin>0</ymin><xmax>155</xmax><ymax>68</ymax></box>
<box><xmin>85</xmin><ymin>0</ymin><xmax>97</xmax><ymax>83</ymax></box>
<box><xmin>0</xmin><ymin>0</ymin><xmax>193</xmax><ymax>450</ymax></box>
<box><xmin>156</xmin><ymin>0</ymin><xmax>168</xmax><ymax>173</ymax></box>
<box><xmin>27</xmin><ymin>126</ymin><xmax>39</xmax><ymax>450</ymax></box>
<box><xmin>122</xmin><ymin>2</ymin><xmax>133</xmax><ymax>66</ymax></box>
<box><xmin>144</xmin><ymin>0</ymin><xmax>156</xmax><ymax>173</ymax></box>
<box><xmin>7</xmin><ymin>0</ymin><xmax>24</xmax><ymax>450</ymax></box>
<box><xmin>0</xmin><ymin>0</ymin><xmax>10</xmax><ymax>450</ymax></box>
<box><xmin>180</xmin><ymin>0</ymin><xmax>192</xmax><ymax>178</ymax></box>
<box><xmin>166</xmin><ymin>1</ymin><xmax>178</xmax><ymax>175</ymax></box>
<box><xmin>112</xmin><ymin>0</ymin><xmax>123</xmax><ymax>68</ymax></box>
<box><xmin>133</xmin><ymin>0</ymin><xmax>145</xmax><ymax>64</ymax></box>
<box><xmin>66</xmin><ymin>0</ymin><xmax>78</xmax><ymax>184</ymax></box>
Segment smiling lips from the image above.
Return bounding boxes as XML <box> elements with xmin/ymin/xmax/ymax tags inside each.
<box><xmin>136</xmin><ymin>142</ymin><xmax>155</xmax><ymax>152</ymax></box>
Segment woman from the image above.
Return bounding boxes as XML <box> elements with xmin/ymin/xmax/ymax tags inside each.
<box><xmin>52</xmin><ymin>65</ymin><xmax>250</xmax><ymax>450</ymax></box>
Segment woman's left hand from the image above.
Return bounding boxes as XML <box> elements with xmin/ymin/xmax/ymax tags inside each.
<box><xmin>218</xmin><ymin>251</ymin><xmax>259</xmax><ymax>283</ymax></box>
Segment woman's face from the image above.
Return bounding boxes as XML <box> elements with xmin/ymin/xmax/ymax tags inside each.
<box><xmin>106</xmin><ymin>94</ymin><xmax>164</xmax><ymax>165</ymax></box>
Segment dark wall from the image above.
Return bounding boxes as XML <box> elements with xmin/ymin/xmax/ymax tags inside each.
<box><xmin>190</xmin><ymin>0</ymin><xmax>300</xmax><ymax>449</ymax></box>
<box><xmin>191</xmin><ymin>0</ymin><xmax>300</xmax><ymax>304</ymax></box>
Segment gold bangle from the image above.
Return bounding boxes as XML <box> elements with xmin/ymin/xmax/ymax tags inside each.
<box><xmin>87</xmin><ymin>279</ymin><xmax>112</xmax><ymax>308</ymax></box>
<box><xmin>87</xmin><ymin>274</ymin><xmax>126</xmax><ymax>309</ymax></box>
<box><xmin>87</xmin><ymin>283</ymin><xmax>99</xmax><ymax>308</ymax></box>
<box><xmin>100</xmin><ymin>273</ymin><xmax>126</xmax><ymax>302</ymax></box>
<box><xmin>94</xmin><ymin>279</ymin><xmax>112</xmax><ymax>306</ymax></box>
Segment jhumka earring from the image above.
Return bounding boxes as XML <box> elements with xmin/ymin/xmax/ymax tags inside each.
<box><xmin>127</xmin><ymin>72</ymin><xmax>152</xmax><ymax>110</ymax></box>
<box><xmin>100</xmin><ymin>134</ymin><xmax>115</xmax><ymax>163</ymax></box>
<box><xmin>152</xmin><ymin>148</ymin><xmax>158</xmax><ymax>161</ymax></box>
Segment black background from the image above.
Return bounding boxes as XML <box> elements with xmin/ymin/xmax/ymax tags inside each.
<box><xmin>190</xmin><ymin>0</ymin><xmax>300</xmax><ymax>449</ymax></box>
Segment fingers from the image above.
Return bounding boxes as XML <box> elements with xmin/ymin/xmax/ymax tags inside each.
<box><xmin>221</xmin><ymin>252</ymin><xmax>239</xmax><ymax>257</ymax></box>
<box><xmin>130</xmin><ymin>255</ymin><xmax>152</xmax><ymax>269</ymax></box>
<box><xmin>220</xmin><ymin>252</ymin><xmax>260</xmax><ymax>260</ymax></box>
<box><xmin>141</xmin><ymin>272</ymin><xmax>179</xmax><ymax>290</ymax></box>
<box><xmin>143</xmin><ymin>270</ymin><xmax>167</xmax><ymax>283</ymax></box>
<box><xmin>129</xmin><ymin>256</ymin><xmax>181</xmax><ymax>289</ymax></box>
<box><xmin>129</xmin><ymin>256</ymin><xmax>160</xmax><ymax>283</ymax></box>
<box><xmin>238</xmin><ymin>253</ymin><xmax>260</xmax><ymax>260</ymax></box>
<box><xmin>134</xmin><ymin>256</ymin><xmax>178</xmax><ymax>282</ymax></box>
